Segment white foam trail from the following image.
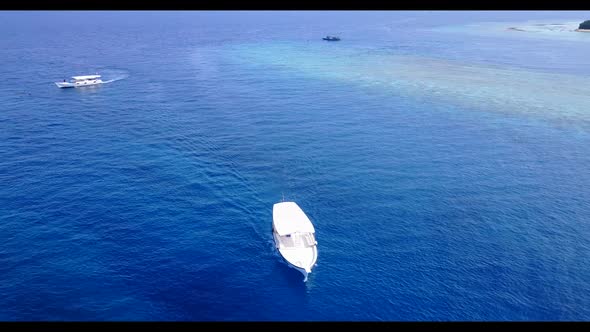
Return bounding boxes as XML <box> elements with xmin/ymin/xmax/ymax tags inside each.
<box><xmin>103</xmin><ymin>74</ymin><xmax>129</xmax><ymax>84</ymax></box>
<box><xmin>99</xmin><ymin>70</ymin><xmax>129</xmax><ymax>84</ymax></box>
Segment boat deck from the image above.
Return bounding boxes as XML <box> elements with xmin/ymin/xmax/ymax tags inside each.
<box><xmin>276</xmin><ymin>232</ymin><xmax>316</xmax><ymax>249</ymax></box>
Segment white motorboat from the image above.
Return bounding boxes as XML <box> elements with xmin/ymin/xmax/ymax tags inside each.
<box><xmin>272</xmin><ymin>201</ymin><xmax>318</xmax><ymax>281</ymax></box>
<box><xmin>55</xmin><ymin>75</ymin><xmax>103</xmax><ymax>88</ymax></box>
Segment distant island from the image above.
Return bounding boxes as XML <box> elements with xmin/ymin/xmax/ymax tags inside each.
<box><xmin>576</xmin><ymin>20</ymin><xmax>590</xmax><ymax>32</ymax></box>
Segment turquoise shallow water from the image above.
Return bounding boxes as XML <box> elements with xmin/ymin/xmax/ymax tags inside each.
<box><xmin>1</xmin><ymin>11</ymin><xmax>590</xmax><ymax>321</ymax></box>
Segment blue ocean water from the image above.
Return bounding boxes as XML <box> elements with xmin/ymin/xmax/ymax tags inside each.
<box><xmin>1</xmin><ymin>11</ymin><xmax>590</xmax><ymax>321</ymax></box>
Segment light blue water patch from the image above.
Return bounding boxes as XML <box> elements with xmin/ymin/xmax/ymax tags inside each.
<box><xmin>221</xmin><ymin>41</ymin><xmax>590</xmax><ymax>131</ymax></box>
<box><xmin>433</xmin><ymin>19</ymin><xmax>590</xmax><ymax>42</ymax></box>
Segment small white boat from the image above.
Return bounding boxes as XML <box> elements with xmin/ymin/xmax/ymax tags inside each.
<box><xmin>55</xmin><ymin>75</ymin><xmax>103</xmax><ymax>88</ymax></box>
<box><xmin>272</xmin><ymin>201</ymin><xmax>318</xmax><ymax>281</ymax></box>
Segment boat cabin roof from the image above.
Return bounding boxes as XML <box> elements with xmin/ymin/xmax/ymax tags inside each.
<box><xmin>72</xmin><ymin>75</ymin><xmax>101</xmax><ymax>80</ymax></box>
<box><xmin>273</xmin><ymin>202</ymin><xmax>315</xmax><ymax>236</ymax></box>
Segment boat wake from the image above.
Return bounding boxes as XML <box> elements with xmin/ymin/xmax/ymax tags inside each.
<box><xmin>99</xmin><ymin>69</ymin><xmax>129</xmax><ymax>84</ymax></box>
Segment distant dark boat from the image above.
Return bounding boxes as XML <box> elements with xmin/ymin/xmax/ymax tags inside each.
<box><xmin>322</xmin><ymin>36</ymin><xmax>341</xmax><ymax>41</ymax></box>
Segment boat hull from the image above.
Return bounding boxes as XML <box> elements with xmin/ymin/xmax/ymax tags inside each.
<box><xmin>273</xmin><ymin>229</ymin><xmax>317</xmax><ymax>281</ymax></box>
<box><xmin>283</xmin><ymin>258</ymin><xmax>311</xmax><ymax>282</ymax></box>
<box><xmin>55</xmin><ymin>82</ymin><xmax>75</xmax><ymax>88</ymax></box>
<box><xmin>55</xmin><ymin>80</ymin><xmax>104</xmax><ymax>88</ymax></box>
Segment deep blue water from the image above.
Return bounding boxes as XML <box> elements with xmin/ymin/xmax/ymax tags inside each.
<box><xmin>1</xmin><ymin>11</ymin><xmax>590</xmax><ymax>321</ymax></box>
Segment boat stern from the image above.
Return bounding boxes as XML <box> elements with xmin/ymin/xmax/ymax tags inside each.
<box><xmin>55</xmin><ymin>82</ymin><xmax>75</xmax><ymax>88</ymax></box>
